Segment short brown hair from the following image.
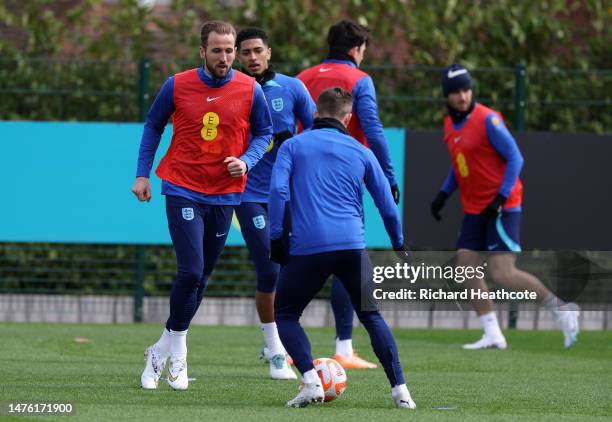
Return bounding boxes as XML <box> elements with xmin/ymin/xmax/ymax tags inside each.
<box><xmin>200</xmin><ymin>20</ymin><xmax>236</xmax><ymax>47</ymax></box>
<box><xmin>316</xmin><ymin>87</ymin><xmax>353</xmax><ymax>120</ymax></box>
<box><xmin>327</xmin><ymin>19</ymin><xmax>369</xmax><ymax>53</ymax></box>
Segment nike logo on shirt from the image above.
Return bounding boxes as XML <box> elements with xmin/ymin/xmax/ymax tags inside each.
<box><xmin>206</xmin><ymin>96</ymin><xmax>221</xmax><ymax>102</ymax></box>
<box><xmin>319</xmin><ymin>68</ymin><xmax>332</xmax><ymax>72</ymax></box>
<box><xmin>447</xmin><ymin>69</ymin><xmax>468</xmax><ymax>78</ymax></box>
<box><xmin>215</xmin><ymin>232</ymin><xmax>227</xmax><ymax>238</ymax></box>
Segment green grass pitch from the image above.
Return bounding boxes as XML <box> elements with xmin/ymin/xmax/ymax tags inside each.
<box><xmin>1</xmin><ymin>323</ymin><xmax>611</xmax><ymax>421</ymax></box>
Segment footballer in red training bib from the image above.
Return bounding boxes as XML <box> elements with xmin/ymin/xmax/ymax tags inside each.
<box><xmin>298</xmin><ymin>62</ymin><xmax>369</xmax><ymax>147</ymax></box>
<box><xmin>443</xmin><ymin>103</ymin><xmax>522</xmax><ymax>214</ymax></box>
<box><xmin>156</xmin><ymin>68</ymin><xmax>255</xmax><ymax>195</ymax></box>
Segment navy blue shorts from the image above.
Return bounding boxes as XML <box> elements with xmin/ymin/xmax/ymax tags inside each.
<box><xmin>234</xmin><ymin>202</ymin><xmax>280</xmax><ymax>293</ymax></box>
<box><xmin>166</xmin><ymin>195</ymin><xmax>233</xmax><ymax>276</ymax></box>
<box><xmin>457</xmin><ymin>211</ymin><xmax>521</xmax><ymax>252</ymax></box>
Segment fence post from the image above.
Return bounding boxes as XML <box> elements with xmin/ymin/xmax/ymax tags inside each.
<box><xmin>134</xmin><ymin>245</ymin><xmax>145</xmax><ymax>323</ymax></box>
<box><xmin>514</xmin><ymin>64</ymin><xmax>526</xmax><ymax>132</ymax></box>
<box><xmin>138</xmin><ymin>58</ymin><xmax>151</xmax><ymax>122</ymax></box>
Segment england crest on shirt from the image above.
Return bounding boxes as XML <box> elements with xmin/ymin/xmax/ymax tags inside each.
<box><xmin>271</xmin><ymin>98</ymin><xmax>284</xmax><ymax>112</ymax></box>
<box><xmin>182</xmin><ymin>208</ymin><xmax>194</xmax><ymax>221</ymax></box>
<box><xmin>252</xmin><ymin>215</ymin><xmax>266</xmax><ymax>229</ymax></box>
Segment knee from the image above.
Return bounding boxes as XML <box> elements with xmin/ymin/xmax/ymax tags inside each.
<box><xmin>356</xmin><ymin>310</ymin><xmax>384</xmax><ymax>326</ymax></box>
<box><xmin>489</xmin><ymin>265</ymin><xmax>516</xmax><ymax>284</ymax></box>
<box><xmin>197</xmin><ymin>274</ymin><xmax>209</xmax><ymax>291</ymax></box>
<box><xmin>256</xmin><ymin>269</ymin><xmax>279</xmax><ymax>294</ymax></box>
<box><xmin>177</xmin><ymin>268</ymin><xmax>204</xmax><ymax>287</ymax></box>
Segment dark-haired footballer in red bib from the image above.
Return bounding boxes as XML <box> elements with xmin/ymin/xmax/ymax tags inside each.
<box><xmin>296</xmin><ymin>20</ymin><xmax>400</xmax><ymax>371</ymax></box>
<box><xmin>132</xmin><ymin>22</ymin><xmax>273</xmax><ymax>392</ymax></box>
<box><xmin>430</xmin><ymin>63</ymin><xmax>579</xmax><ymax>351</ymax></box>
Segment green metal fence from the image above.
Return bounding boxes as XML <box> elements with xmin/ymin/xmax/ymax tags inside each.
<box><xmin>0</xmin><ymin>243</ymin><xmax>340</xmax><ymax>322</ymax></box>
<box><xmin>0</xmin><ymin>58</ymin><xmax>610</xmax><ymax>132</ymax></box>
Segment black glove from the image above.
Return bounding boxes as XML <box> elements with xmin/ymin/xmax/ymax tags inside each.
<box><xmin>430</xmin><ymin>191</ymin><xmax>448</xmax><ymax>221</ymax></box>
<box><xmin>393</xmin><ymin>243</ymin><xmax>414</xmax><ymax>265</ymax></box>
<box><xmin>481</xmin><ymin>193</ymin><xmax>507</xmax><ymax>219</ymax></box>
<box><xmin>273</xmin><ymin>130</ymin><xmax>293</xmax><ymax>145</ymax></box>
<box><xmin>270</xmin><ymin>238</ymin><xmax>289</xmax><ymax>264</ymax></box>
<box><xmin>390</xmin><ymin>184</ymin><xmax>400</xmax><ymax>205</ymax></box>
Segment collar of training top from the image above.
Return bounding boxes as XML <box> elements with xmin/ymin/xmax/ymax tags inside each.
<box><xmin>259</xmin><ymin>65</ymin><xmax>276</xmax><ymax>85</ymax></box>
<box><xmin>326</xmin><ymin>49</ymin><xmax>357</xmax><ymax>66</ymax></box>
<box><xmin>447</xmin><ymin>100</ymin><xmax>476</xmax><ymax>124</ymax></box>
<box><xmin>312</xmin><ymin>117</ymin><xmax>349</xmax><ymax>135</ymax></box>
<box><xmin>242</xmin><ymin>65</ymin><xmax>276</xmax><ymax>86</ymax></box>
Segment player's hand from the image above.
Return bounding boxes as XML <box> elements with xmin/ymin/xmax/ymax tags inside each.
<box><xmin>131</xmin><ymin>177</ymin><xmax>152</xmax><ymax>202</ymax></box>
<box><xmin>481</xmin><ymin>193</ymin><xmax>507</xmax><ymax>219</ymax></box>
<box><xmin>224</xmin><ymin>156</ymin><xmax>247</xmax><ymax>177</ymax></box>
<box><xmin>430</xmin><ymin>191</ymin><xmax>448</xmax><ymax>221</ymax></box>
<box><xmin>393</xmin><ymin>243</ymin><xmax>414</xmax><ymax>266</ymax></box>
<box><xmin>270</xmin><ymin>238</ymin><xmax>289</xmax><ymax>265</ymax></box>
<box><xmin>391</xmin><ymin>184</ymin><xmax>400</xmax><ymax>205</ymax></box>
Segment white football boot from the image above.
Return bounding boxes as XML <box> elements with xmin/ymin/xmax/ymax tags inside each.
<box><xmin>141</xmin><ymin>345</ymin><xmax>168</xmax><ymax>389</ymax></box>
<box><xmin>555</xmin><ymin>303</ymin><xmax>580</xmax><ymax>348</ymax></box>
<box><xmin>287</xmin><ymin>381</ymin><xmax>325</xmax><ymax>408</ymax></box>
<box><xmin>167</xmin><ymin>356</ymin><xmax>188</xmax><ymax>390</ymax></box>
<box><xmin>270</xmin><ymin>354</ymin><xmax>297</xmax><ymax>380</ymax></box>
<box><xmin>392</xmin><ymin>388</ymin><xmax>417</xmax><ymax>409</ymax></box>
<box><xmin>462</xmin><ymin>334</ymin><xmax>507</xmax><ymax>350</ymax></box>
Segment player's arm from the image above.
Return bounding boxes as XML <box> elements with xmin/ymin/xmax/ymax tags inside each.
<box><xmin>363</xmin><ymin>149</ymin><xmax>404</xmax><ymax>249</ymax></box>
<box><xmin>293</xmin><ymin>79</ymin><xmax>316</xmax><ymax>130</ymax></box>
<box><xmin>486</xmin><ymin>114</ymin><xmax>524</xmax><ymax>198</ymax></box>
<box><xmin>430</xmin><ymin>167</ymin><xmax>457</xmax><ymax>221</ymax></box>
<box><xmin>132</xmin><ymin>77</ymin><xmax>175</xmax><ymax>202</ymax></box>
<box><xmin>353</xmin><ymin>76</ymin><xmax>398</xmax><ymax>189</ymax></box>
<box><xmin>480</xmin><ymin>113</ymin><xmax>524</xmax><ymax>216</ymax></box>
<box><xmin>235</xmin><ymin>83</ymin><xmax>273</xmax><ymax>174</ymax></box>
<box><xmin>268</xmin><ymin>141</ymin><xmax>294</xmax><ymax>263</ymax></box>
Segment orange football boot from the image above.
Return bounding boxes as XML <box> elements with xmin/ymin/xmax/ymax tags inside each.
<box><xmin>334</xmin><ymin>351</ymin><xmax>377</xmax><ymax>369</ymax></box>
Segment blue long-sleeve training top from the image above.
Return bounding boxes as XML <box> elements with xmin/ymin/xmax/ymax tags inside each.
<box><xmin>136</xmin><ymin>67</ymin><xmax>273</xmax><ymax>205</ymax></box>
<box><xmin>441</xmin><ymin>110</ymin><xmax>524</xmax><ymax>211</ymax></box>
<box><xmin>242</xmin><ymin>73</ymin><xmax>315</xmax><ymax>203</ymax></box>
<box><xmin>269</xmin><ymin>126</ymin><xmax>404</xmax><ymax>255</ymax></box>
<box><xmin>322</xmin><ymin>59</ymin><xmax>397</xmax><ymax>187</ymax></box>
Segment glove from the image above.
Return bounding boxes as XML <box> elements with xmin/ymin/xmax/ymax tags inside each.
<box><xmin>390</xmin><ymin>184</ymin><xmax>400</xmax><ymax>205</ymax></box>
<box><xmin>273</xmin><ymin>130</ymin><xmax>293</xmax><ymax>145</ymax></box>
<box><xmin>393</xmin><ymin>243</ymin><xmax>414</xmax><ymax>265</ymax></box>
<box><xmin>481</xmin><ymin>193</ymin><xmax>507</xmax><ymax>219</ymax></box>
<box><xmin>270</xmin><ymin>238</ymin><xmax>289</xmax><ymax>264</ymax></box>
<box><xmin>430</xmin><ymin>191</ymin><xmax>448</xmax><ymax>221</ymax></box>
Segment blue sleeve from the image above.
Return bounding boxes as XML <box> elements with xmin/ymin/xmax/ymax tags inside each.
<box><xmin>363</xmin><ymin>149</ymin><xmax>404</xmax><ymax>248</ymax></box>
<box><xmin>136</xmin><ymin>77</ymin><xmax>175</xmax><ymax>177</ymax></box>
<box><xmin>485</xmin><ymin>114</ymin><xmax>524</xmax><ymax>198</ymax></box>
<box><xmin>353</xmin><ymin>76</ymin><xmax>397</xmax><ymax>186</ymax></box>
<box><xmin>293</xmin><ymin>80</ymin><xmax>316</xmax><ymax>130</ymax></box>
<box><xmin>440</xmin><ymin>166</ymin><xmax>458</xmax><ymax>195</ymax></box>
<box><xmin>268</xmin><ymin>141</ymin><xmax>293</xmax><ymax>239</ymax></box>
<box><xmin>240</xmin><ymin>83</ymin><xmax>274</xmax><ymax>171</ymax></box>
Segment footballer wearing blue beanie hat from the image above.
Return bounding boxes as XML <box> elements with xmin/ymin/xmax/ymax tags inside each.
<box><xmin>441</xmin><ymin>63</ymin><xmax>473</xmax><ymax>97</ymax></box>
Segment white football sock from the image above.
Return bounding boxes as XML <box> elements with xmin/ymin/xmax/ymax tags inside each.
<box><xmin>480</xmin><ymin>312</ymin><xmax>503</xmax><ymax>338</ymax></box>
<box><xmin>303</xmin><ymin>368</ymin><xmax>319</xmax><ymax>385</ymax></box>
<box><xmin>261</xmin><ymin>322</ymin><xmax>286</xmax><ymax>356</ymax></box>
<box><xmin>169</xmin><ymin>329</ymin><xmax>188</xmax><ymax>358</ymax></box>
<box><xmin>335</xmin><ymin>338</ymin><xmax>353</xmax><ymax>359</ymax></box>
<box><xmin>392</xmin><ymin>384</ymin><xmax>409</xmax><ymax>397</ymax></box>
<box><xmin>154</xmin><ymin>328</ymin><xmax>171</xmax><ymax>356</ymax></box>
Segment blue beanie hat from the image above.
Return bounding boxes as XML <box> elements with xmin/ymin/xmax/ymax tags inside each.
<box><xmin>441</xmin><ymin>63</ymin><xmax>473</xmax><ymax>97</ymax></box>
